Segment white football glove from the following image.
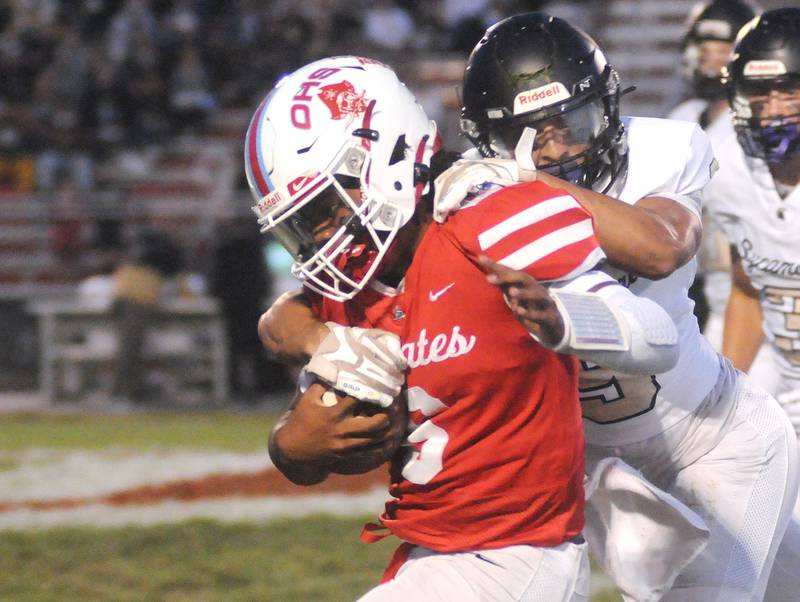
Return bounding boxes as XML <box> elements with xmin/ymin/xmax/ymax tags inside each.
<box><xmin>433</xmin><ymin>158</ymin><xmax>537</xmax><ymax>224</ymax></box>
<box><xmin>776</xmin><ymin>389</ymin><xmax>800</xmax><ymax>436</ymax></box>
<box><xmin>304</xmin><ymin>322</ymin><xmax>407</xmax><ymax>407</ymax></box>
<box><xmin>433</xmin><ymin>127</ymin><xmax>539</xmax><ymax>224</ymax></box>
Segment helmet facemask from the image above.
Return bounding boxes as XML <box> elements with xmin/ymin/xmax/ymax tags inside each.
<box><xmin>463</xmin><ymin>66</ymin><xmax>627</xmax><ymax>193</ymax></box>
<box><xmin>253</xmin><ymin>139</ymin><xmax>402</xmax><ymax>301</ymax></box>
<box><xmin>731</xmin><ymin>79</ymin><xmax>800</xmax><ymax>164</ymax></box>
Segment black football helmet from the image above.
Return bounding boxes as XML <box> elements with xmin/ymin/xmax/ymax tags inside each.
<box><xmin>723</xmin><ymin>8</ymin><xmax>800</xmax><ymax>164</ymax></box>
<box><xmin>460</xmin><ymin>13</ymin><xmax>627</xmax><ymax>193</ymax></box>
<box><xmin>682</xmin><ymin>0</ymin><xmax>760</xmax><ymax>99</ymax></box>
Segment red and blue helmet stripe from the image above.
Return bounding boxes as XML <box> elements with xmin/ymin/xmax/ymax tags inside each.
<box><xmin>244</xmin><ymin>93</ymin><xmax>277</xmax><ymax>197</ymax></box>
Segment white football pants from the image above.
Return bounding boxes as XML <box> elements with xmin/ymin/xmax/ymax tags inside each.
<box><xmin>764</xmin><ymin>440</ymin><xmax>800</xmax><ymax>602</ymax></box>
<box><xmin>586</xmin><ymin>361</ymin><xmax>798</xmax><ymax>602</ymax></box>
<box><xmin>357</xmin><ymin>540</ymin><xmax>589</xmax><ymax>602</ymax></box>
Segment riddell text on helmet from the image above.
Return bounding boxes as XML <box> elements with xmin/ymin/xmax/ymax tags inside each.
<box><xmin>513</xmin><ymin>82</ymin><xmax>571</xmax><ymax>115</ymax></box>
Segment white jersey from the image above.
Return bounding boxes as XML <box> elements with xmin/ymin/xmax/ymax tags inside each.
<box><xmin>707</xmin><ymin>129</ymin><xmax>800</xmax><ymax>396</ymax></box>
<box><xmin>668</xmin><ymin>99</ymin><xmax>735</xmax><ymax>322</ymax></box>
<box><xmin>668</xmin><ymin>99</ymin><xmax>735</xmax><ymax>149</ymax></box>
<box><xmin>582</xmin><ymin>116</ymin><xmax>720</xmax><ymax>446</ymax></box>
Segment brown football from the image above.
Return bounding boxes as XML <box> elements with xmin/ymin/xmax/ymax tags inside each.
<box><xmin>319</xmin><ymin>387</ymin><xmax>407</xmax><ymax>475</ymax></box>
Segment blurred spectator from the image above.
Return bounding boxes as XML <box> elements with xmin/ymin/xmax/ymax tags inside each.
<box><xmin>50</xmin><ymin>173</ymin><xmax>90</xmax><ymax>271</ymax></box>
<box><xmin>116</xmin><ymin>30</ymin><xmax>170</xmax><ymax>146</ymax></box>
<box><xmin>169</xmin><ymin>43</ymin><xmax>215</xmax><ymax>134</ymax></box>
<box><xmin>362</xmin><ymin>0</ymin><xmax>414</xmax><ymax>51</ymax></box>
<box><xmin>0</xmin><ymin>100</ymin><xmax>36</xmax><ymax>190</ymax></box>
<box><xmin>31</xmin><ymin>29</ymin><xmax>95</xmax><ymax>190</ymax></box>
<box><xmin>111</xmin><ymin>227</ymin><xmax>182</xmax><ymax>402</ymax></box>
<box><xmin>107</xmin><ymin>0</ymin><xmax>157</xmax><ymax>64</ymax></box>
<box><xmin>209</xmin><ymin>217</ymin><xmax>288</xmax><ymax>399</ymax></box>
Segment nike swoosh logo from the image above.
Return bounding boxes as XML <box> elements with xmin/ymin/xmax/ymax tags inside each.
<box><xmin>428</xmin><ymin>282</ymin><xmax>455</xmax><ymax>302</ymax></box>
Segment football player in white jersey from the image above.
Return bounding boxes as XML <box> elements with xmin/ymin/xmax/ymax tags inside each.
<box><xmin>449</xmin><ymin>12</ymin><xmax>798</xmax><ymax>602</ymax></box>
<box><xmin>707</xmin><ymin>8</ymin><xmax>800</xmax><ymax>599</ymax></box>
<box><xmin>668</xmin><ymin>0</ymin><xmax>759</xmax><ymax>354</ymax></box>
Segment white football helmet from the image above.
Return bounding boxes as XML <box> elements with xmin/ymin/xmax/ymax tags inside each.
<box><xmin>245</xmin><ymin>56</ymin><xmax>439</xmax><ymax>301</ymax></box>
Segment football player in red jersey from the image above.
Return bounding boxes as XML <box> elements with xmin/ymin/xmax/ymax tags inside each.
<box><xmin>246</xmin><ymin>56</ymin><xmax>679</xmax><ymax>601</ymax></box>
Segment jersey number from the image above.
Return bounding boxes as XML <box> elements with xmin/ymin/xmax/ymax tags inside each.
<box><xmin>579</xmin><ymin>362</ymin><xmax>661</xmax><ymax>424</ymax></box>
<box><xmin>401</xmin><ymin>387</ymin><xmax>449</xmax><ymax>485</ymax></box>
<box><xmin>764</xmin><ymin>286</ymin><xmax>800</xmax><ymax>366</ymax></box>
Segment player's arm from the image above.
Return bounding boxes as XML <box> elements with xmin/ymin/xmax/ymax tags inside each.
<box><xmin>723</xmin><ymin>248</ymin><xmax>763</xmax><ymax>371</ymax></box>
<box><xmin>536</xmin><ymin>170</ymin><xmax>702</xmax><ymax>280</ymax></box>
<box><xmin>481</xmin><ymin>257</ymin><xmax>679</xmax><ymax>375</ymax></box>
<box><xmin>269</xmin><ymin>381</ymin><xmax>395</xmax><ymax>485</ymax></box>
<box><xmin>258</xmin><ymin>289</ymin><xmax>329</xmax><ymax>365</ymax></box>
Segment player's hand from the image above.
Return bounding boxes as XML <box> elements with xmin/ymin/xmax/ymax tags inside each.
<box><xmin>305</xmin><ymin>323</ymin><xmax>406</xmax><ymax>407</ymax></box>
<box><xmin>479</xmin><ymin>255</ymin><xmax>565</xmax><ymax>347</ymax></box>
<box><xmin>433</xmin><ymin>158</ymin><xmax>537</xmax><ymax>223</ymax></box>
<box><xmin>273</xmin><ymin>382</ymin><xmax>397</xmax><ymax>467</ymax></box>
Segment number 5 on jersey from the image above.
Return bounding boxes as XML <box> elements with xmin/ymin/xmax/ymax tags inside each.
<box><xmin>402</xmin><ymin>387</ymin><xmax>449</xmax><ymax>485</ymax></box>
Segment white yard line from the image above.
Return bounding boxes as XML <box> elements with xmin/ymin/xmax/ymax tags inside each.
<box><xmin>0</xmin><ymin>489</ymin><xmax>388</xmax><ymax>530</ymax></box>
<box><xmin>0</xmin><ymin>448</ymin><xmax>271</xmax><ymax>502</ymax></box>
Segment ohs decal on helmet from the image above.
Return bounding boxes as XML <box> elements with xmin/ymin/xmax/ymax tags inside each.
<box><xmin>723</xmin><ymin>8</ymin><xmax>800</xmax><ymax>164</ymax></box>
<box><xmin>460</xmin><ymin>12</ymin><xmax>628</xmax><ymax>194</ymax></box>
<box><xmin>244</xmin><ymin>56</ymin><xmax>439</xmax><ymax>302</ymax></box>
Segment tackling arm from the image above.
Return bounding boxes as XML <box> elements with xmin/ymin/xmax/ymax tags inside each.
<box><xmin>536</xmin><ymin>171</ymin><xmax>702</xmax><ymax>280</ymax></box>
<box><xmin>723</xmin><ymin>249</ymin><xmax>764</xmax><ymax>372</ymax></box>
<box><xmin>481</xmin><ymin>258</ymin><xmax>679</xmax><ymax>375</ymax></box>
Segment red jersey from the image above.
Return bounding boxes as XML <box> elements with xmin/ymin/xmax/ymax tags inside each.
<box><xmin>314</xmin><ymin>181</ymin><xmax>603</xmax><ymax>552</ymax></box>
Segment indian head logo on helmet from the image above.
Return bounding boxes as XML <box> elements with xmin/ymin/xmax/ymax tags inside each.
<box><xmin>318</xmin><ymin>81</ymin><xmax>372</xmax><ymax>123</ymax></box>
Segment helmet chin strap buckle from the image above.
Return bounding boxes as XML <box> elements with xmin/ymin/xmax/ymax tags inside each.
<box><xmin>514</xmin><ymin>127</ymin><xmax>538</xmax><ymax>178</ymax></box>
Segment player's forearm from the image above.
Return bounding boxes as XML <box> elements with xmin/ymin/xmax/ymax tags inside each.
<box><xmin>537</xmin><ymin>172</ymin><xmax>698</xmax><ymax>279</ymax></box>
<box><xmin>722</xmin><ymin>288</ymin><xmax>763</xmax><ymax>372</ymax></box>
<box><xmin>258</xmin><ymin>289</ymin><xmax>328</xmax><ymax>365</ymax></box>
<box><xmin>269</xmin><ymin>414</ymin><xmax>330</xmax><ymax>486</ymax></box>
<box><xmin>549</xmin><ymin>279</ymin><xmax>679</xmax><ymax>375</ymax></box>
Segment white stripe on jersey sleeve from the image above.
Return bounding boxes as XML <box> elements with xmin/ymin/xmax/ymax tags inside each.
<box><xmin>497</xmin><ymin>219</ymin><xmax>594</xmax><ymax>271</ymax></box>
<box><xmin>477</xmin><ymin>195</ymin><xmax>580</xmax><ymax>250</ymax></box>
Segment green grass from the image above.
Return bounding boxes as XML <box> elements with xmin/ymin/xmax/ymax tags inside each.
<box><xmin>0</xmin><ymin>516</ymin><xmax>395</xmax><ymax>602</ymax></box>
<box><xmin>0</xmin><ymin>517</ymin><xmax>621</xmax><ymax>602</ymax></box>
<box><xmin>0</xmin><ymin>412</ymin><xmax>280</xmax><ymax>452</ymax></box>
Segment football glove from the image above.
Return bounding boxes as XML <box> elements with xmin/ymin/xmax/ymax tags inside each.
<box><xmin>432</xmin><ymin>158</ymin><xmax>536</xmax><ymax>223</ymax></box>
<box><xmin>305</xmin><ymin>322</ymin><xmax>406</xmax><ymax>407</ymax></box>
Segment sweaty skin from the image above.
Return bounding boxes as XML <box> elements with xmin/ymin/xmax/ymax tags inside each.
<box><xmin>536</xmin><ymin>170</ymin><xmax>702</xmax><ymax>280</ymax></box>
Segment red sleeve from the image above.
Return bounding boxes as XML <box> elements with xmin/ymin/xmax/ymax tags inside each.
<box><xmin>448</xmin><ymin>181</ymin><xmax>605</xmax><ymax>282</ymax></box>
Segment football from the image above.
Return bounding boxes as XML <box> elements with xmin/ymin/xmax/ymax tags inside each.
<box><xmin>315</xmin><ymin>385</ymin><xmax>407</xmax><ymax>475</ymax></box>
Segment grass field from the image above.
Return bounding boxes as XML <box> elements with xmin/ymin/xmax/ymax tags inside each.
<box><xmin>0</xmin><ymin>518</ymin><xmax>621</xmax><ymax>602</ymax></box>
<box><xmin>0</xmin><ymin>411</ymin><xmax>279</xmax><ymax>452</ymax></box>
<box><xmin>0</xmin><ymin>412</ymin><xmax>621</xmax><ymax>601</ymax></box>
<box><xmin>0</xmin><ymin>517</ymin><xmax>397</xmax><ymax>602</ymax></box>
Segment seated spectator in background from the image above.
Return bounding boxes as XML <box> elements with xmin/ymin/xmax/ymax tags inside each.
<box><xmin>116</xmin><ymin>29</ymin><xmax>170</xmax><ymax>146</ymax></box>
<box><xmin>50</xmin><ymin>172</ymin><xmax>90</xmax><ymax>274</ymax></box>
<box><xmin>362</xmin><ymin>0</ymin><xmax>414</xmax><ymax>51</ymax></box>
<box><xmin>111</xmin><ymin>226</ymin><xmax>182</xmax><ymax>402</ymax></box>
<box><xmin>169</xmin><ymin>43</ymin><xmax>215</xmax><ymax>135</ymax></box>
